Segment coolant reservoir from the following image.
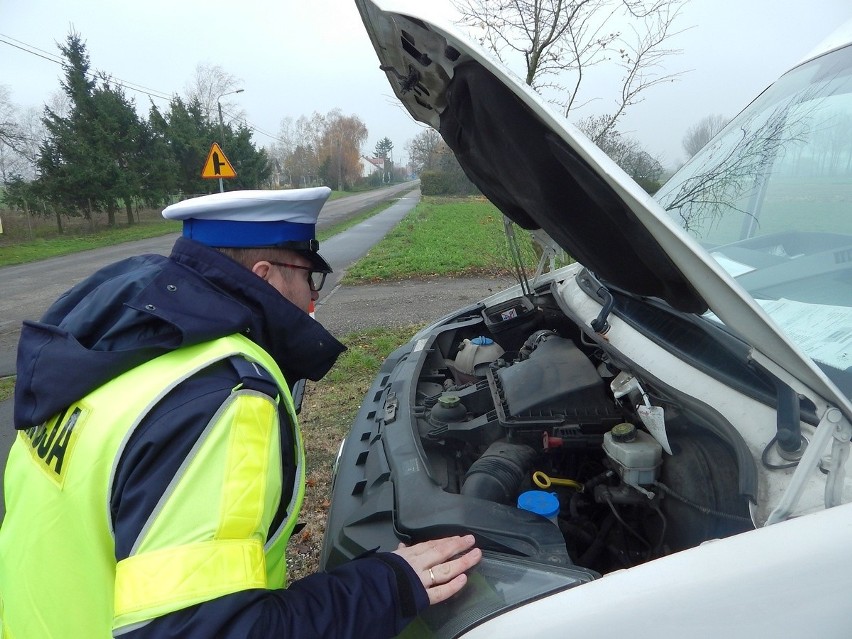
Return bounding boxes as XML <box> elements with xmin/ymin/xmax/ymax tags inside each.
<box><xmin>602</xmin><ymin>423</ymin><xmax>662</xmax><ymax>486</ymax></box>
<box><xmin>452</xmin><ymin>336</ymin><xmax>505</xmax><ymax>376</ymax></box>
<box><xmin>430</xmin><ymin>394</ymin><xmax>467</xmax><ymax>423</ymax></box>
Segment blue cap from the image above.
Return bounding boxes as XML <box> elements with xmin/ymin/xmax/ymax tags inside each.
<box><xmin>517</xmin><ymin>490</ymin><xmax>560</xmax><ymax>520</ymax></box>
<box><xmin>162</xmin><ymin>187</ymin><xmax>332</xmax><ymax>270</ymax></box>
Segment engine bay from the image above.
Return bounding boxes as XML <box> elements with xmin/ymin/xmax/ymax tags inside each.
<box><xmin>408</xmin><ymin>289</ymin><xmax>755</xmax><ymax>576</ymax></box>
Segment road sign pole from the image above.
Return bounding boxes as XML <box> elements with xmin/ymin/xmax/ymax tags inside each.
<box><xmin>218</xmin><ymin>101</ymin><xmax>226</xmax><ymax>193</ymax></box>
<box><xmin>221</xmin><ymin>96</ymin><xmax>225</xmax><ymax>193</ymax></box>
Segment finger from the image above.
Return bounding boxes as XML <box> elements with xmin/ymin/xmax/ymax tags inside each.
<box><xmin>427</xmin><ymin>573</ymin><xmax>469</xmax><ymax>605</ymax></box>
<box><xmin>424</xmin><ymin>546</ymin><xmax>482</xmax><ymax>593</ymax></box>
<box><xmin>411</xmin><ymin>534</ymin><xmax>477</xmax><ymax>565</ymax></box>
<box><xmin>393</xmin><ymin>534</ymin><xmax>475</xmax><ymax>570</ymax></box>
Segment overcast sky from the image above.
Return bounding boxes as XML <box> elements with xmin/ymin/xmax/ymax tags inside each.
<box><xmin>2</xmin><ymin>0</ymin><xmax>850</xmax><ymax>170</ymax></box>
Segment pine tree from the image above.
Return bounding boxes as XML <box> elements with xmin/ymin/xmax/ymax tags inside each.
<box><xmin>374</xmin><ymin>136</ymin><xmax>394</xmax><ymax>183</ymax></box>
<box><xmin>37</xmin><ymin>31</ymin><xmax>148</xmax><ymax>226</ymax></box>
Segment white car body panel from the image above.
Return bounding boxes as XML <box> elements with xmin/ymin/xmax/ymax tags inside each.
<box><xmin>462</xmin><ymin>501</ymin><xmax>852</xmax><ymax>638</ymax></box>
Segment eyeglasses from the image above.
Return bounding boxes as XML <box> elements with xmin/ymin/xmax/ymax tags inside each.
<box><xmin>267</xmin><ymin>261</ymin><xmax>328</xmax><ymax>292</ymax></box>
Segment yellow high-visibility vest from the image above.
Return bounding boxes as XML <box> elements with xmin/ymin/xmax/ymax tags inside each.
<box><xmin>0</xmin><ymin>335</ymin><xmax>305</xmax><ymax>638</ymax></box>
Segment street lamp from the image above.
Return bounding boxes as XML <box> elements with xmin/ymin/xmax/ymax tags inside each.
<box><xmin>216</xmin><ymin>88</ymin><xmax>244</xmax><ymax>192</ymax></box>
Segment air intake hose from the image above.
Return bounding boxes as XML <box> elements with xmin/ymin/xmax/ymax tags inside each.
<box><xmin>461</xmin><ymin>441</ymin><xmax>537</xmax><ymax>504</ymax></box>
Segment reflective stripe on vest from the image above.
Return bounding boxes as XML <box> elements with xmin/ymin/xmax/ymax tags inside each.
<box><xmin>0</xmin><ymin>335</ymin><xmax>305</xmax><ymax>638</ymax></box>
<box><xmin>114</xmin><ymin>390</ymin><xmax>284</xmax><ymax>630</ymax></box>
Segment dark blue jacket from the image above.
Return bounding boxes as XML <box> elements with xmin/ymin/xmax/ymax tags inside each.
<box><xmin>11</xmin><ymin>237</ymin><xmax>429</xmax><ymax>638</ymax></box>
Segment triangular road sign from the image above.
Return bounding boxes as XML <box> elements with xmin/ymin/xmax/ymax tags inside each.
<box><xmin>201</xmin><ymin>143</ymin><xmax>237</xmax><ymax>179</ymax></box>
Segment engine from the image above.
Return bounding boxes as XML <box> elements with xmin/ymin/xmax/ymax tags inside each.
<box><xmin>411</xmin><ymin>297</ymin><xmax>754</xmax><ymax>576</ymax></box>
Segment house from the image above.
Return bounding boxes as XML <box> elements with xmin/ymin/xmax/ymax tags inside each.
<box><xmin>359</xmin><ymin>156</ymin><xmax>385</xmax><ymax>177</ymax></box>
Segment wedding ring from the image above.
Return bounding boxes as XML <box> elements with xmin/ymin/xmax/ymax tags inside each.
<box><xmin>428</xmin><ymin>567</ymin><xmax>436</xmax><ymax>587</ymax></box>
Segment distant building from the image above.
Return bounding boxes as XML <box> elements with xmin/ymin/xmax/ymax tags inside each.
<box><xmin>360</xmin><ymin>156</ymin><xmax>385</xmax><ymax>177</ymax></box>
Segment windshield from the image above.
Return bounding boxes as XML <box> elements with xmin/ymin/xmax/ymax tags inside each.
<box><xmin>655</xmin><ymin>43</ymin><xmax>852</xmax><ymax>399</ymax></box>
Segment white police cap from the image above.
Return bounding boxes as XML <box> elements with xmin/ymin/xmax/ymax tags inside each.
<box><xmin>163</xmin><ymin>187</ymin><xmax>332</xmax><ymax>270</ymax></box>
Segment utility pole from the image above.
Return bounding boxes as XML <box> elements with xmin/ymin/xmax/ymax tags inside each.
<box><xmin>216</xmin><ymin>89</ymin><xmax>244</xmax><ymax>193</ymax></box>
<box><xmin>337</xmin><ymin>135</ymin><xmax>343</xmax><ymax>192</ymax></box>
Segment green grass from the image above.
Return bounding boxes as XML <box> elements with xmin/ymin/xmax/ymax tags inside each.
<box><xmin>0</xmin><ymin>221</ymin><xmax>183</xmax><ymax>267</ymax></box>
<box><xmin>343</xmin><ymin>196</ymin><xmax>536</xmax><ymax>283</ymax></box>
<box><xmin>0</xmin><ymin>377</ymin><xmax>13</xmax><ymax>403</ymax></box>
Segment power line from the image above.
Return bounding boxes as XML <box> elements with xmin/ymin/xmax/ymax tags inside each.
<box><xmin>0</xmin><ymin>34</ymin><xmax>63</xmax><ymax>65</ymax></box>
<box><xmin>1</xmin><ymin>33</ymin><xmax>283</xmax><ymax>143</ymax></box>
<box><xmin>219</xmin><ymin>106</ymin><xmax>284</xmax><ymax>144</ymax></box>
<box><xmin>0</xmin><ymin>33</ymin><xmax>173</xmax><ymax>103</ymax></box>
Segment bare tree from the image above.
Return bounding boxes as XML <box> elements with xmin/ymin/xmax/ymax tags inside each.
<box><xmin>577</xmin><ymin>114</ymin><xmax>663</xmax><ymax>190</ymax></box>
<box><xmin>453</xmin><ymin>0</ymin><xmax>689</xmax><ymax>138</ymax></box>
<box><xmin>405</xmin><ymin>128</ymin><xmax>442</xmax><ymax>174</ymax></box>
<box><xmin>270</xmin><ymin>112</ymin><xmax>329</xmax><ymax>187</ymax></box>
<box><xmin>682</xmin><ymin>113</ymin><xmax>729</xmax><ymax>158</ymax></box>
<box><xmin>0</xmin><ymin>86</ymin><xmax>27</xmax><ymax>159</ymax></box>
<box><xmin>317</xmin><ymin>109</ymin><xmax>368</xmax><ymax>190</ymax></box>
<box><xmin>0</xmin><ymin>86</ymin><xmax>45</xmax><ymax>182</ymax></box>
<box><xmin>267</xmin><ymin>116</ymin><xmax>297</xmax><ymax>185</ymax></box>
<box><xmin>184</xmin><ymin>63</ymin><xmax>244</xmax><ymax>124</ymax></box>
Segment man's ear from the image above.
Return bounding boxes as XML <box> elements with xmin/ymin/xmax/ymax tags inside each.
<box><xmin>251</xmin><ymin>261</ymin><xmax>272</xmax><ymax>280</ymax></box>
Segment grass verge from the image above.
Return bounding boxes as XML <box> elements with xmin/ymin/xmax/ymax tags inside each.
<box><xmin>0</xmin><ymin>377</ymin><xmax>13</xmax><ymax>403</ymax></box>
<box><xmin>0</xmin><ymin>221</ymin><xmax>182</xmax><ymax>267</ymax></box>
<box><xmin>343</xmin><ymin>196</ymin><xmax>539</xmax><ymax>283</ymax></box>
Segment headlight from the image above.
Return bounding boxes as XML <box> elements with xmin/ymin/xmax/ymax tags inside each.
<box><xmin>397</xmin><ymin>551</ymin><xmax>597</xmax><ymax>638</ymax></box>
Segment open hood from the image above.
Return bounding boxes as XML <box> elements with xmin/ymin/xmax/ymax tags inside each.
<box><xmin>356</xmin><ymin>0</ymin><xmax>705</xmax><ymax>313</ymax></box>
<box><xmin>356</xmin><ymin>0</ymin><xmax>852</xmax><ymax>418</ymax></box>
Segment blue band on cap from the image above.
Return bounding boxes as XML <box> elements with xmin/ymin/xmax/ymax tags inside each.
<box><xmin>183</xmin><ymin>219</ymin><xmax>316</xmax><ymax>247</ymax></box>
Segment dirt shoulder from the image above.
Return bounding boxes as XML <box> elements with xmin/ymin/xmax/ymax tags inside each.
<box><xmin>314</xmin><ymin>275</ymin><xmax>516</xmax><ymax>337</ymax></box>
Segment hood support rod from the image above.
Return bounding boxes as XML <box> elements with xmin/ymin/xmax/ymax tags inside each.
<box><xmin>503</xmin><ymin>217</ymin><xmax>533</xmax><ymax>300</ymax></box>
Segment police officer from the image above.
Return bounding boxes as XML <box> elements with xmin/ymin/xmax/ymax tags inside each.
<box><xmin>0</xmin><ymin>187</ymin><xmax>481</xmax><ymax>638</ymax></box>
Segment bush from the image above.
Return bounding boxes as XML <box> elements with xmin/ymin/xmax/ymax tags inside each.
<box><xmin>634</xmin><ymin>176</ymin><xmax>662</xmax><ymax>194</ymax></box>
<box><xmin>420</xmin><ymin>170</ymin><xmax>479</xmax><ymax>196</ymax></box>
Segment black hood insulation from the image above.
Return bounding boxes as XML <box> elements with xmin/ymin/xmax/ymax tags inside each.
<box><xmin>439</xmin><ymin>61</ymin><xmax>706</xmax><ymax>314</ymax></box>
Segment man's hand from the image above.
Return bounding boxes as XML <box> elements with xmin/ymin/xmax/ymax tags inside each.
<box><xmin>393</xmin><ymin>535</ymin><xmax>482</xmax><ymax>605</ymax></box>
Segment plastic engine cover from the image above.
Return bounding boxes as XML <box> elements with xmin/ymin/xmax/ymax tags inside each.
<box><xmin>496</xmin><ymin>336</ymin><xmax>608</xmax><ymax>416</ymax></box>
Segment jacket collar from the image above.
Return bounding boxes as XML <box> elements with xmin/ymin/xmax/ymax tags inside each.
<box><xmin>169</xmin><ymin>237</ymin><xmax>346</xmax><ymax>383</ymax></box>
